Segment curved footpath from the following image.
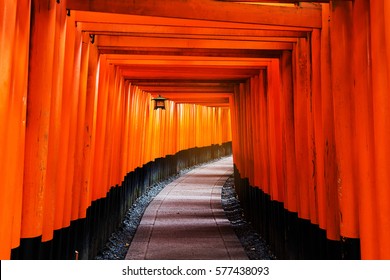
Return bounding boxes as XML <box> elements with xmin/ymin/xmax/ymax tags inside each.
<box><xmin>125</xmin><ymin>156</ymin><xmax>248</xmax><ymax>260</ymax></box>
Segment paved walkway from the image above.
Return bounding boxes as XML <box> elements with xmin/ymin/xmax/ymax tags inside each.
<box><xmin>125</xmin><ymin>156</ymin><xmax>248</xmax><ymax>260</ymax></box>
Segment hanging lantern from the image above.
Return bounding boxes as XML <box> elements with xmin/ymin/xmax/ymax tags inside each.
<box><xmin>152</xmin><ymin>95</ymin><xmax>167</xmax><ymax>110</ymax></box>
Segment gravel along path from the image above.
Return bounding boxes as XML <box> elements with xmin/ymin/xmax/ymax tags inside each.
<box><xmin>95</xmin><ymin>161</ymin><xmax>275</xmax><ymax>260</ymax></box>
<box><xmin>221</xmin><ymin>175</ymin><xmax>275</xmax><ymax>260</ymax></box>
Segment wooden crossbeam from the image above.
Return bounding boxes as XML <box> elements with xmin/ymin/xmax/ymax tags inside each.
<box><xmin>121</xmin><ymin>67</ymin><xmax>259</xmax><ymax>80</ymax></box>
<box><xmin>79</xmin><ymin>23</ymin><xmax>308</xmax><ymax>38</ymax></box>
<box><xmin>74</xmin><ymin>12</ymin><xmax>312</xmax><ymax>31</ymax></box>
<box><xmin>96</xmin><ymin>35</ymin><xmax>293</xmax><ymax>51</ymax></box>
<box><xmin>137</xmin><ymin>87</ymin><xmax>234</xmax><ymax>93</ymax></box>
<box><xmin>105</xmin><ymin>55</ymin><xmax>273</xmax><ymax>62</ymax></box>
<box><xmin>99</xmin><ymin>48</ymin><xmax>282</xmax><ymax>58</ymax></box>
<box><xmin>67</xmin><ymin>0</ymin><xmax>322</xmax><ymax>28</ymax></box>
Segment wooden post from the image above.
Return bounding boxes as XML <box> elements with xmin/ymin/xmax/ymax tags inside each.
<box><xmin>329</xmin><ymin>0</ymin><xmax>359</xmax><ymax>241</ymax></box>
<box><xmin>320</xmin><ymin>3</ymin><xmax>340</xmax><ymax>242</ymax></box>
<box><xmin>370</xmin><ymin>0</ymin><xmax>390</xmax><ymax>259</ymax></box>
<box><xmin>0</xmin><ymin>0</ymin><xmax>30</xmax><ymax>259</ymax></box>
<box><xmin>22</xmin><ymin>0</ymin><xmax>57</xmax><ymax>241</ymax></box>
<box><xmin>42</xmin><ymin>0</ymin><xmax>67</xmax><ymax>242</ymax></box>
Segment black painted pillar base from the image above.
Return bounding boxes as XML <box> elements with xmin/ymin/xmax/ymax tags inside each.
<box><xmin>11</xmin><ymin>142</ymin><xmax>232</xmax><ymax>260</ymax></box>
<box><xmin>233</xmin><ymin>165</ymin><xmax>361</xmax><ymax>260</ymax></box>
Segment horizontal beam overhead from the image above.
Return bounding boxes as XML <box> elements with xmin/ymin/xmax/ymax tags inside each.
<box><xmin>122</xmin><ymin>66</ymin><xmax>260</xmax><ymax>75</ymax></box>
<box><xmin>74</xmin><ymin>11</ymin><xmax>312</xmax><ymax>31</ymax></box>
<box><xmin>105</xmin><ymin>54</ymin><xmax>273</xmax><ymax>62</ymax></box>
<box><xmin>122</xmin><ymin>70</ymin><xmax>257</xmax><ymax>80</ymax></box>
<box><xmin>96</xmin><ymin>35</ymin><xmax>294</xmax><ymax>51</ymax></box>
<box><xmin>175</xmin><ymin>102</ymin><xmax>230</xmax><ymax>107</ymax></box>
<box><xmin>79</xmin><ymin>23</ymin><xmax>308</xmax><ymax>38</ymax></box>
<box><xmin>98</xmin><ymin>34</ymin><xmax>298</xmax><ymax>43</ymax></box>
<box><xmin>107</xmin><ymin>60</ymin><xmax>270</xmax><ymax>68</ymax></box>
<box><xmin>137</xmin><ymin>86</ymin><xmax>234</xmax><ymax>93</ymax></box>
<box><xmin>67</xmin><ymin>0</ymin><xmax>322</xmax><ymax>28</ymax></box>
<box><xmin>127</xmin><ymin>79</ymin><xmax>246</xmax><ymax>84</ymax></box>
<box><xmin>166</xmin><ymin>97</ymin><xmax>231</xmax><ymax>101</ymax></box>
<box><xmin>161</xmin><ymin>93</ymin><xmax>232</xmax><ymax>98</ymax></box>
<box><xmin>99</xmin><ymin>48</ymin><xmax>283</xmax><ymax>58</ymax></box>
<box><xmin>69</xmin><ymin>1</ymin><xmax>312</xmax><ymax>108</ymax></box>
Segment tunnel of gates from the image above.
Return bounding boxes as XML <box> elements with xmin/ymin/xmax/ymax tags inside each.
<box><xmin>1</xmin><ymin>0</ymin><xmax>390</xmax><ymax>260</ymax></box>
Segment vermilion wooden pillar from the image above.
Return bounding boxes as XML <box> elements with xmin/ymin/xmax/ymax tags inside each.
<box><xmin>370</xmin><ymin>0</ymin><xmax>390</xmax><ymax>260</ymax></box>
<box><xmin>90</xmin><ymin>55</ymin><xmax>110</xmax><ymax>201</ymax></box>
<box><xmin>42</xmin><ymin>0</ymin><xmax>67</xmax><ymax>242</ymax></box>
<box><xmin>79</xmin><ymin>34</ymin><xmax>99</xmax><ymax>218</ymax></box>
<box><xmin>349</xmin><ymin>0</ymin><xmax>376</xmax><ymax>259</ymax></box>
<box><xmin>329</xmin><ymin>0</ymin><xmax>360</xmax><ymax>243</ymax></box>
<box><xmin>320</xmin><ymin>3</ymin><xmax>340</xmax><ymax>243</ymax></box>
<box><xmin>258</xmin><ymin>71</ymin><xmax>270</xmax><ymax>194</ymax></box>
<box><xmin>0</xmin><ymin>0</ymin><xmax>30</xmax><ymax>259</ymax></box>
<box><xmin>22</xmin><ymin>0</ymin><xmax>57</xmax><ymax>243</ymax></box>
<box><xmin>293</xmin><ymin>37</ymin><xmax>311</xmax><ymax>221</ymax></box>
<box><xmin>280</xmin><ymin>51</ymin><xmax>297</xmax><ymax>213</ymax></box>
<box><xmin>71</xmin><ymin>31</ymin><xmax>90</xmax><ymax>221</ymax></box>
<box><xmin>52</xmin><ymin>9</ymin><xmax>77</xmax><ymax>231</ymax></box>
<box><xmin>251</xmin><ymin>75</ymin><xmax>262</xmax><ymax>190</ymax></box>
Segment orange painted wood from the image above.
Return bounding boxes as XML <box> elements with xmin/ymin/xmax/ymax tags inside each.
<box><xmin>268</xmin><ymin>60</ymin><xmax>284</xmax><ymax>202</ymax></box>
<box><xmin>329</xmin><ymin>1</ymin><xmax>359</xmax><ymax>239</ymax></box>
<box><xmin>63</xmin><ymin>19</ymin><xmax>82</xmax><ymax>229</ymax></box>
<box><xmin>42</xmin><ymin>1</ymin><xmax>67</xmax><ymax>242</ymax></box>
<box><xmin>267</xmin><ymin>63</ymin><xmax>279</xmax><ymax>200</ymax></box>
<box><xmin>90</xmin><ymin>56</ymin><xmax>110</xmax><ymax>201</ymax></box>
<box><xmin>311</xmin><ymin>28</ymin><xmax>326</xmax><ymax>230</ymax></box>
<box><xmin>78</xmin><ymin>36</ymin><xmax>99</xmax><ymax>218</ymax></box>
<box><xmin>370</xmin><ymin>0</ymin><xmax>390</xmax><ymax>259</ymax></box>
<box><xmin>79</xmin><ymin>22</ymin><xmax>308</xmax><ymax>38</ymax></box>
<box><xmin>280</xmin><ymin>51</ymin><xmax>297</xmax><ymax>213</ymax></box>
<box><xmin>97</xmin><ymin>35</ymin><xmax>293</xmax><ymax>51</ymax></box>
<box><xmin>293</xmin><ymin>38</ymin><xmax>311</xmax><ymax>220</ymax></box>
<box><xmin>258</xmin><ymin>70</ymin><xmax>270</xmax><ymax>194</ymax></box>
<box><xmin>74</xmin><ymin>11</ymin><xmax>312</xmax><ymax>32</ymax></box>
<box><xmin>0</xmin><ymin>0</ymin><xmax>30</xmax><ymax>259</ymax></box>
<box><xmin>52</xmin><ymin>11</ymin><xmax>77</xmax><ymax>230</ymax></box>
<box><xmin>22</xmin><ymin>0</ymin><xmax>57</xmax><ymax>238</ymax></box>
<box><xmin>305</xmin><ymin>33</ymin><xmax>319</xmax><ymax>226</ymax></box>
<box><xmin>251</xmin><ymin>75</ymin><xmax>262</xmax><ymax>189</ymax></box>
<box><xmin>7</xmin><ymin>0</ymin><xmax>390</xmax><ymax>261</ymax></box>
<box><xmin>71</xmin><ymin>32</ymin><xmax>90</xmax><ymax>221</ymax></box>
<box><xmin>349</xmin><ymin>0</ymin><xmax>376</xmax><ymax>259</ymax></box>
<box><xmin>320</xmin><ymin>4</ymin><xmax>340</xmax><ymax>241</ymax></box>
<box><xmin>67</xmin><ymin>0</ymin><xmax>322</xmax><ymax>28</ymax></box>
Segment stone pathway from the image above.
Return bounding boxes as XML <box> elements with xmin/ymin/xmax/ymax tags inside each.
<box><xmin>125</xmin><ymin>156</ymin><xmax>248</xmax><ymax>260</ymax></box>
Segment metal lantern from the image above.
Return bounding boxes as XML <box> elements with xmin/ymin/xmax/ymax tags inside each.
<box><xmin>152</xmin><ymin>95</ymin><xmax>167</xmax><ymax>110</ymax></box>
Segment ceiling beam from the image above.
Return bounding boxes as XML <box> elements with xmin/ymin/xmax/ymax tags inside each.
<box><xmin>129</xmin><ymin>81</ymin><xmax>236</xmax><ymax>87</ymax></box>
<box><xmin>97</xmin><ymin>33</ymin><xmax>298</xmax><ymax>43</ymax></box>
<box><xmin>105</xmin><ymin>54</ymin><xmax>273</xmax><ymax>62</ymax></box>
<box><xmin>170</xmin><ymin>97</ymin><xmax>231</xmax><ymax>100</ymax></box>
<box><xmin>106</xmin><ymin>59</ymin><xmax>271</xmax><ymax>68</ymax></box>
<box><xmin>79</xmin><ymin>23</ymin><xmax>308</xmax><ymax>38</ymax></box>
<box><xmin>67</xmin><ymin>0</ymin><xmax>322</xmax><ymax>28</ymax></box>
<box><xmin>74</xmin><ymin>12</ymin><xmax>312</xmax><ymax>31</ymax></box>
<box><xmin>127</xmin><ymin>79</ymin><xmax>246</xmax><ymax>84</ymax></box>
<box><xmin>137</xmin><ymin>87</ymin><xmax>234</xmax><ymax>93</ymax></box>
<box><xmin>175</xmin><ymin>102</ymin><xmax>230</xmax><ymax>107</ymax></box>
<box><xmin>161</xmin><ymin>93</ymin><xmax>232</xmax><ymax>97</ymax></box>
<box><xmin>96</xmin><ymin>35</ymin><xmax>293</xmax><ymax>51</ymax></box>
<box><xmin>99</xmin><ymin>48</ymin><xmax>282</xmax><ymax>58</ymax></box>
<box><xmin>121</xmin><ymin>67</ymin><xmax>259</xmax><ymax>80</ymax></box>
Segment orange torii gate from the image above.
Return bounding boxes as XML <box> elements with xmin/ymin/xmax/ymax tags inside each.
<box><xmin>1</xmin><ymin>0</ymin><xmax>390</xmax><ymax>260</ymax></box>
